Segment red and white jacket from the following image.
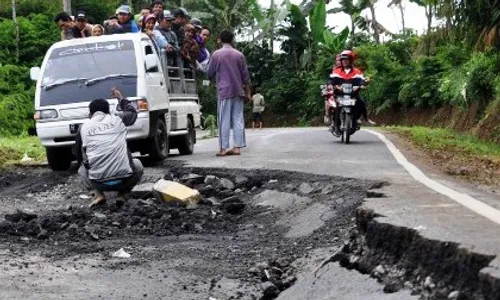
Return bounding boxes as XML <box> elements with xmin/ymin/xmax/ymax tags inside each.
<box><xmin>329</xmin><ymin>67</ymin><xmax>365</xmax><ymax>87</ymax></box>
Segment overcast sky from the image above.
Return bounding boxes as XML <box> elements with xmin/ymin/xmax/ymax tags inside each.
<box><xmin>257</xmin><ymin>0</ymin><xmax>428</xmax><ymax>36</ymax></box>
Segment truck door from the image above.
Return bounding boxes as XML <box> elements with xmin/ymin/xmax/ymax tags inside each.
<box><xmin>142</xmin><ymin>40</ymin><xmax>169</xmax><ymax>124</ymax></box>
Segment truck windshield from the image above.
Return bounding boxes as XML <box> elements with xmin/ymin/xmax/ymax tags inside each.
<box><xmin>40</xmin><ymin>40</ymin><xmax>138</xmax><ymax>106</ymax></box>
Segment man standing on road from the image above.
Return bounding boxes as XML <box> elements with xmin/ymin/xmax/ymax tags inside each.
<box><xmin>76</xmin><ymin>88</ymin><xmax>144</xmax><ymax>208</ymax></box>
<box><xmin>208</xmin><ymin>30</ymin><xmax>251</xmax><ymax>156</ymax></box>
<box><xmin>252</xmin><ymin>87</ymin><xmax>265</xmax><ymax>129</ymax></box>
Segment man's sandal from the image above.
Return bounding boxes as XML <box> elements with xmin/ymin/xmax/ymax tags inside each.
<box><xmin>228</xmin><ymin>149</ymin><xmax>241</xmax><ymax>155</ymax></box>
<box><xmin>216</xmin><ymin>150</ymin><xmax>230</xmax><ymax>157</ymax></box>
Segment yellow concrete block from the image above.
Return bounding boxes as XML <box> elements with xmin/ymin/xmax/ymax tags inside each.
<box><xmin>153</xmin><ymin>179</ymin><xmax>201</xmax><ymax>206</ymax></box>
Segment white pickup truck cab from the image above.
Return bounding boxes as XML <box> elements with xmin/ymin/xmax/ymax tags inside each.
<box><xmin>30</xmin><ymin>33</ymin><xmax>201</xmax><ymax>171</ymax></box>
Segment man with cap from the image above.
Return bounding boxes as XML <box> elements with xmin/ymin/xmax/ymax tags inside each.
<box><xmin>112</xmin><ymin>5</ymin><xmax>140</xmax><ymax>34</ymax></box>
<box><xmin>172</xmin><ymin>8</ymin><xmax>189</xmax><ymax>45</ymax></box>
<box><xmin>76</xmin><ymin>88</ymin><xmax>143</xmax><ymax>208</ymax></box>
<box><xmin>74</xmin><ymin>10</ymin><xmax>93</xmax><ymax>37</ymax></box>
<box><xmin>190</xmin><ymin>18</ymin><xmax>203</xmax><ymax>34</ymax></box>
<box><xmin>156</xmin><ymin>11</ymin><xmax>179</xmax><ymax>55</ymax></box>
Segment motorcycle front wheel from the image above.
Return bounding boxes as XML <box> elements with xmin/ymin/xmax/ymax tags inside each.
<box><xmin>343</xmin><ymin>114</ymin><xmax>352</xmax><ymax>144</ymax></box>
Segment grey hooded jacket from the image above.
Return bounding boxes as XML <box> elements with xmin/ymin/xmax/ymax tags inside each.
<box><xmin>76</xmin><ymin>98</ymin><xmax>137</xmax><ymax>182</ymax></box>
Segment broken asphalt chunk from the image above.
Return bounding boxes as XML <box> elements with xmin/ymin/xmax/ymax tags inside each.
<box><xmin>153</xmin><ymin>179</ymin><xmax>201</xmax><ymax>206</ymax></box>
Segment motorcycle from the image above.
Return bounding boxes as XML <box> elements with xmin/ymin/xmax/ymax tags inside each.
<box><xmin>335</xmin><ymin>83</ymin><xmax>360</xmax><ymax>144</ymax></box>
<box><xmin>320</xmin><ymin>84</ymin><xmax>336</xmax><ymax>130</ymax></box>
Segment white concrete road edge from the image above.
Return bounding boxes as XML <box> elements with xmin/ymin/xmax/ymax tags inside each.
<box><xmin>364</xmin><ymin>129</ymin><xmax>500</xmax><ymax>225</ymax></box>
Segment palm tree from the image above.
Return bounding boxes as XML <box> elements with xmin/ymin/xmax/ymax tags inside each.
<box><xmin>357</xmin><ymin>0</ymin><xmax>380</xmax><ymax>43</ymax></box>
<box><xmin>388</xmin><ymin>0</ymin><xmax>405</xmax><ymax>33</ymax></box>
<box><xmin>11</xmin><ymin>0</ymin><xmax>19</xmax><ymax>63</ymax></box>
<box><xmin>409</xmin><ymin>0</ymin><xmax>436</xmax><ymax>34</ymax></box>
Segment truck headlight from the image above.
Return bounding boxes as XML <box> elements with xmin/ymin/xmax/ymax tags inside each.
<box><xmin>137</xmin><ymin>99</ymin><xmax>148</xmax><ymax>112</ymax></box>
<box><xmin>34</xmin><ymin>109</ymin><xmax>58</xmax><ymax>120</ymax></box>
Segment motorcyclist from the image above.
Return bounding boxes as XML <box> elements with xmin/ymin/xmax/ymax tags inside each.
<box><xmin>329</xmin><ymin>50</ymin><xmax>374</xmax><ymax>136</ymax></box>
<box><xmin>323</xmin><ymin>54</ymin><xmax>341</xmax><ymax>127</ymax></box>
<box><xmin>321</xmin><ymin>83</ymin><xmax>335</xmax><ymax>130</ymax></box>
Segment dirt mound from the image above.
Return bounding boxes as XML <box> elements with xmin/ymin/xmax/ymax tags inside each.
<box><xmin>0</xmin><ymin>166</ymin><xmax>69</xmax><ymax>197</ymax></box>
<box><xmin>0</xmin><ymin>199</ymin><xmax>246</xmax><ymax>242</ymax></box>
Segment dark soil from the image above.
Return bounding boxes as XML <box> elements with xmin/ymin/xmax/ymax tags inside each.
<box><xmin>0</xmin><ymin>166</ymin><xmax>69</xmax><ymax>197</ymax></box>
<box><xmin>0</xmin><ymin>164</ymin><xmax>377</xmax><ymax>299</ymax></box>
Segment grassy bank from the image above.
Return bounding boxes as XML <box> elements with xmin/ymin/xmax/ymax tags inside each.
<box><xmin>385</xmin><ymin>126</ymin><xmax>500</xmax><ymax>187</ymax></box>
<box><xmin>0</xmin><ymin>136</ymin><xmax>45</xmax><ymax>167</ymax></box>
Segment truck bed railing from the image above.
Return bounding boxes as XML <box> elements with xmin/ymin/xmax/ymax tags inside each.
<box><xmin>160</xmin><ymin>49</ymin><xmax>198</xmax><ymax>97</ymax></box>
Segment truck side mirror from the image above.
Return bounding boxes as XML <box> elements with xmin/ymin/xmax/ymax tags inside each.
<box><xmin>30</xmin><ymin>67</ymin><xmax>41</xmax><ymax>81</ymax></box>
<box><xmin>145</xmin><ymin>54</ymin><xmax>158</xmax><ymax>72</ymax></box>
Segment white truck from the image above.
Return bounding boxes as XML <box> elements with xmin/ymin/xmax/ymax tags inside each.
<box><xmin>30</xmin><ymin>33</ymin><xmax>201</xmax><ymax>171</ymax></box>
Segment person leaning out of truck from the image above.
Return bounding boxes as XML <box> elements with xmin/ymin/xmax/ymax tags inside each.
<box><xmin>180</xmin><ymin>23</ymin><xmax>200</xmax><ymax>68</ymax></box>
<box><xmin>54</xmin><ymin>12</ymin><xmax>89</xmax><ymax>40</ymax></box>
<box><xmin>76</xmin><ymin>88</ymin><xmax>144</xmax><ymax>208</ymax></box>
<box><xmin>156</xmin><ymin>11</ymin><xmax>179</xmax><ymax>54</ymax></box>
<box><xmin>92</xmin><ymin>25</ymin><xmax>104</xmax><ymax>36</ymax></box>
<box><xmin>111</xmin><ymin>5</ymin><xmax>140</xmax><ymax>34</ymax></box>
<box><xmin>142</xmin><ymin>14</ymin><xmax>171</xmax><ymax>51</ymax></box>
<box><xmin>73</xmin><ymin>11</ymin><xmax>93</xmax><ymax>37</ymax></box>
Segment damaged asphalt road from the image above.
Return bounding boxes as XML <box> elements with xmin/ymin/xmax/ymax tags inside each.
<box><xmin>2</xmin><ymin>128</ymin><xmax>498</xmax><ymax>300</ymax></box>
<box><xmin>0</xmin><ymin>163</ymin><xmax>397</xmax><ymax>300</ymax></box>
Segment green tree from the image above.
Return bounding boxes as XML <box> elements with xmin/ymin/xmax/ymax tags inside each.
<box><xmin>328</xmin><ymin>0</ymin><xmax>363</xmax><ymax>39</ymax></box>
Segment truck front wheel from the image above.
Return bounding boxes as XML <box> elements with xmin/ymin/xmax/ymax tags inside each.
<box><xmin>46</xmin><ymin>147</ymin><xmax>72</xmax><ymax>171</ymax></box>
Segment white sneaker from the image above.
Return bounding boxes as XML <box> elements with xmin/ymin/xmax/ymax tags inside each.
<box><xmin>366</xmin><ymin>119</ymin><xmax>377</xmax><ymax>126</ymax></box>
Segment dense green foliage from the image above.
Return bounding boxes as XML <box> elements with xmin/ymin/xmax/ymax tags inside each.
<box><xmin>0</xmin><ymin>0</ymin><xmax>499</xmax><ymax>140</ymax></box>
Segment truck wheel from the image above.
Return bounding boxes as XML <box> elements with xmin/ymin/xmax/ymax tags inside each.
<box><xmin>147</xmin><ymin>118</ymin><xmax>169</xmax><ymax>161</ymax></box>
<box><xmin>178</xmin><ymin>118</ymin><xmax>195</xmax><ymax>155</ymax></box>
<box><xmin>46</xmin><ymin>147</ymin><xmax>72</xmax><ymax>171</ymax></box>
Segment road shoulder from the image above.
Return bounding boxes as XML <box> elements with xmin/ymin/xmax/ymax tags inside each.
<box><xmin>350</xmin><ymin>128</ymin><xmax>500</xmax><ymax>299</ymax></box>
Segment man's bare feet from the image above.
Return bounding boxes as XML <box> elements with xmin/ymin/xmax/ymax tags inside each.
<box><xmin>89</xmin><ymin>190</ymin><xmax>106</xmax><ymax>208</ymax></box>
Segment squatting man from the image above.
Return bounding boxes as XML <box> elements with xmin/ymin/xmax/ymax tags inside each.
<box><xmin>76</xmin><ymin>88</ymin><xmax>143</xmax><ymax>208</ymax></box>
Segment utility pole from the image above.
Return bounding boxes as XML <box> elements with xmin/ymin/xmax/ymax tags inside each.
<box><xmin>63</xmin><ymin>0</ymin><xmax>71</xmax><ymax>15</ymax></box>
<box><xmin>270</xmin><ymin>0</ymin><xmax>275</xmax><ymax>53</ymax></box>
<box><xmin>11</xmin><ymin>0</ymin><xmax>19</xmax><ymax>63</ymax></box>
